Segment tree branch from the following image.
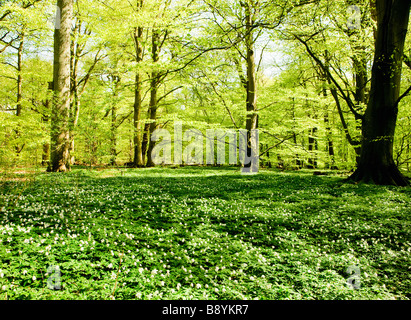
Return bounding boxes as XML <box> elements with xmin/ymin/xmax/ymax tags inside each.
<box><xmin>395</xmin><ymin>84</ymin><xmax>411</xmax><ymax>107</ymax></box>
<box><xmin>293</xmin><ymin>33</ymin><xmax>363</xmax><ymax>120</ymax></box>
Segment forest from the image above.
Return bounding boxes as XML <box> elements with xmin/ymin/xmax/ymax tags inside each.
<box><xmin>0</xmin><ymin>0</ymin><xmax>410</xmax><ymax>302</ymax></box>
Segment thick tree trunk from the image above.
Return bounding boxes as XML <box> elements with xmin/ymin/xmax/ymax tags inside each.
<box><xmin>49</xmin><ymin>0</ymin><xmax>72</xmax><ymax>172</ymax></box>
<box><xmin>349</xmin><ymin>0</ymin><xmax>410</xmax><ymax>186</ymax></box>
<box><xmin>243</xmin><ymin>5</ymin><xmax>258</xmax><ymax>172</ymax></box>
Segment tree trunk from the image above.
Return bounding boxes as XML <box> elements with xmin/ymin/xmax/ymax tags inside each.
<box><xmin>133</xmin><ymin>24</ymin><xmax>145</xmax><ymax>167</ymax></box>
<box><xmin>110</xmin><ymin>76</ymin><xmax>120</xmax><ymax>166</ymax></box>
<box><xmin>42</xmin><ymin>82</ymin><xmax>53</xmax><ymax>166</ymax></box>
<box><xmin>145</xmin><ymin>72</ymin><xmax>159</xmax><ymax>167</ymax></box>
<box><xmin>351</xmin><ymin>45</ymin><xmax>368</xmax><ymax>164</ymax></box>
<box><xmin>349</xmin><ymin>0</ymin><xmax>410</xmax><ymax>186</ymax></box>
<box><xmin>322</xmin><ymin>84</ymin><xmax>336</xmax><ymax>169</ymax></box>
<box><xmin>68</xmin><ymin>97</ymin><xmax>80</xmax><ymax>165</ymax></box>
<box><xmin>291</xmin><ymin>98</ymin><xmax>302</xmax><ymax>169</ymax></box>
<box><xmin>110</xmin><ymin>103</ymin><xmax>117</xmax><ymax>166</ymax></box>
<box><xmin>141</xmin><ymin>122</ymin><xmax>150</xmax><ymax>165</ymax></box>
<box><xmin>307</xmin><ymin>127</ymin><xmax>318</xmax><ymax>169</ymax></box>
<box><xmin>14</xmin><ymin>34</ymin><xmax>25</xmax><ymax>155</ymax></box>
<box><xmin>243</xmin><ymin>5</ymin><xmax>258</xmax><ymax>172</ymax></box>
<box><xmin>69</xmin><ymin>21</ymin><xmax>79</xmax><ymax>166</ymax></box>
<box><xmin>146</xmin><ymin>29</ymin><xmax>161</xmax><ymax>168</ymax></box>
<box><xmin>324</xmin><ymin>111</ymin><xmax>336</xmax><ymax>169</ymax></box>
<box><xmin>49</xmin><ymin>0</ymin><xmax>72</xmax><ymax>172</ymax></box>
<box><xmin>16</xmin><ymin>34</ymin><xmax>23</xmax><ymax>117</ymax></box>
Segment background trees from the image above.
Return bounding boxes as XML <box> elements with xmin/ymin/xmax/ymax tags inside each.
<box><xmin>0</xmin><ymin>0</ymin><xmax>410</xmax><ymax>184</ymax></box>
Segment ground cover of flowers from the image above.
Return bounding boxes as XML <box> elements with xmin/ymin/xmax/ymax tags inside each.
<box><xmin>0</xmin><ymin>167</ymin><xmax>410</xmax><ymax>300</ymax></box>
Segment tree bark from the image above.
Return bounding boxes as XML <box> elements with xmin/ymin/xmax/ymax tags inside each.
<box><xmin>349</xmin><ymin>0</ymin><xmax>410</xmax><ymax>186</ymax></box>
<box><xmin>322</xmin><ymin>86</ymin><xmax>336</xmax><ymax>169</ymax></box>
<box><xmin>243</xmin><ymin>4</ymin><xmax>258</xmax><ymax>172</ymax></box>
<box><xmin>110</xmin><ymin>75</ymin><xmax>120</xmax><ymax>166</ymax></box>
<box><xmin>14</xmin><ymin>34</ymin><xmax>24</xmax><ymax>155</ymax></box>
<box><xmin>141</xmin><ymin>122</ymin><xmax>150</xmax><ymax>165</ymax></box>
<box><xmin>145</xmin><ymin>72</ymin><xmax>159</xmax><ymax>167</ymax></box>
<box><xmin>16</xmin><ymin>34</ymin><xmax>23</xmax><ymax>117</ymax></box>
<box><xmin>49</xmin><ymin>0</ymin><xmax>72</xmax><ymax>172</ymax></box>
<box><xmin>324</xmin><ymin>111</ymin><xmax>336</xmax><ymax>169</ymax></box>
<box><xmin>146</xmin><ymin>30</ymin><xmax>161</xmax><ymax>168</ymax></box>
<box><xmin>133</xmin><ymin>24</ymin><xmax>145</xmax><ymax>167</ymax></box>
<box><xmin>68</xmin><ymin>19</ymin><xmax>80</xmax><ymax>166</ymax></box>
<box><xmin>307</xmin><ymin>127</ymin><xmax>318</xmax><ymax>169</ymax></box>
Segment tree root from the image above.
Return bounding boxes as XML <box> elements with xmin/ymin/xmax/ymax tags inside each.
<box><xmin>348</xmin><ymin>164</ymin><xmax>410</xmax><ymax>186</ymax></box>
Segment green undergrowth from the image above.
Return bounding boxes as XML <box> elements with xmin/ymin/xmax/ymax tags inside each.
<box><xmin>0</xmin><ymin>167</ymin><xmax>410</xmax><ymax>300</ymax></box>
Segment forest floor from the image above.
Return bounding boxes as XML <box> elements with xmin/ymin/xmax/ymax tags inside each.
<box><xmin>0</xmin><ymin>166</ymin><xmax>410</xmax><ymax>300</ymax></box>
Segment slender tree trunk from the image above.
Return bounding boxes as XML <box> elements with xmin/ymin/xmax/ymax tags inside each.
<box><xmin>321</xmin><ymin>84</ymin><xmax>336</xmax><ymax>169</ymax></box>
<box><xmin>141</xmin><ymin>122</ymin><xmax>150</xmax><ymax>164</ymax></box>
<box><xmin>49</xmin><ymin>0</ymin><xmax>72</xmax><ymax>172</ymax></box>
<box><xmin>146</xmin><ymin>30</ymin><xmax>160</xmax><ymax>168</ymax></box>
<box><xmin>352</xmin><ymin>51</ymin><xmax>368</xmax><ymax>164</ymax></box>
<box><xmin>13</xmin><ymin>34</ymin><xmax>25</xmax><ymax>155</ymax></box>
<box><xmin>291</xmin><ymin>98</ymin><xmax>302</xmax><ymax>169</ymax></box>
<box><xmin>324</xmin><ymin>110</ymin><xmax>336</xmax><ymax>169</ymax></box>
<box><xmin>69</xmin><ymin>19</ymin><xmax>85</xmax><ymax>166</ymax></box>
<box><xmin>307</xmin><ymin>127</ymin><xmax>318</xmax><ymax>169</ymax></box>
<box><xmin>133</xmin><ymin>72</ymin><xmax>144</xmax><ymax>166</ymax></box>
<box><xmin>109</xmin><ymin>75</ymin><xmax>120</xmax><ymax>166</ymax></box>
<box><xmin>306</xmin><ymin>97</ymin><xmax>317</xmax><ymax>170</ymax></box>
<box><xmin>42</xmin><ymin>138</ymin><xmax>50</xmax><ymax>166</ymax></box>
<box><xmin>16</xmin><ymin>34</ymin><xmax>24</xmax><ymax>117</ymax></box>
<box><xmin>68</xmin><ymin>97</ymin><xmax>80</xmax><ymax>165</ymax></box>
<box><xmin>42</xmin><ymin>82</ymin><xmax>53</xmax><ymax>166</ymax></box>
<box><xmin>110</xmin><ymin>102</ymin><xmax>117</xmax><ymax>166</ymax></box>
<box><xmin>145</xmin><ymin>72</ymin><xmax>159</xmax><ymax>167</ymax></box>
<box><xmin>353</xmin><ymin>55</ymin><xmax>367</xmax><ymax>107</ymax></box>
<box><xmin>349</xmin><ymin>0</ymin><xmax>410</xmax><ymax>186</ymax></box>
<box><xmin>133</xmin><ymin>24</ymin><xmax>144</xmax><ymax>167</ymax></box>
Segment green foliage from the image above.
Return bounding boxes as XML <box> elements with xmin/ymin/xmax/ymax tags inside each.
<box><xmin>1</xmin><ymin>0</ymin><xmax>410</xmax><ymax>171</ymax></box>
<box><xmin>0</xmin><ymin>167</ymin><xmax>409</xmax><ymax>300</ymax></box>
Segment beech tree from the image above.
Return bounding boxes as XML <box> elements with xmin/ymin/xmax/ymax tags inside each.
<box><xmin>349</xmin><ymin>0</ymin><xmax>411</xmax><ymax>186</ymax></box>
<box><xmin>204</xmin><ymin>0</ymin><xmax>287</xmax><ymax>171</ymax></box>
<box><xmin>49</xmin><ymin>0</ymin><xmax>72</xmax><ymax>172</ymax></box>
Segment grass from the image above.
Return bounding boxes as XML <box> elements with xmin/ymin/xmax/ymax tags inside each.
<box><xmin>0</xmin><ymin>166</ymin><xmax>410</xmax><ymax>300</ymax></box>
